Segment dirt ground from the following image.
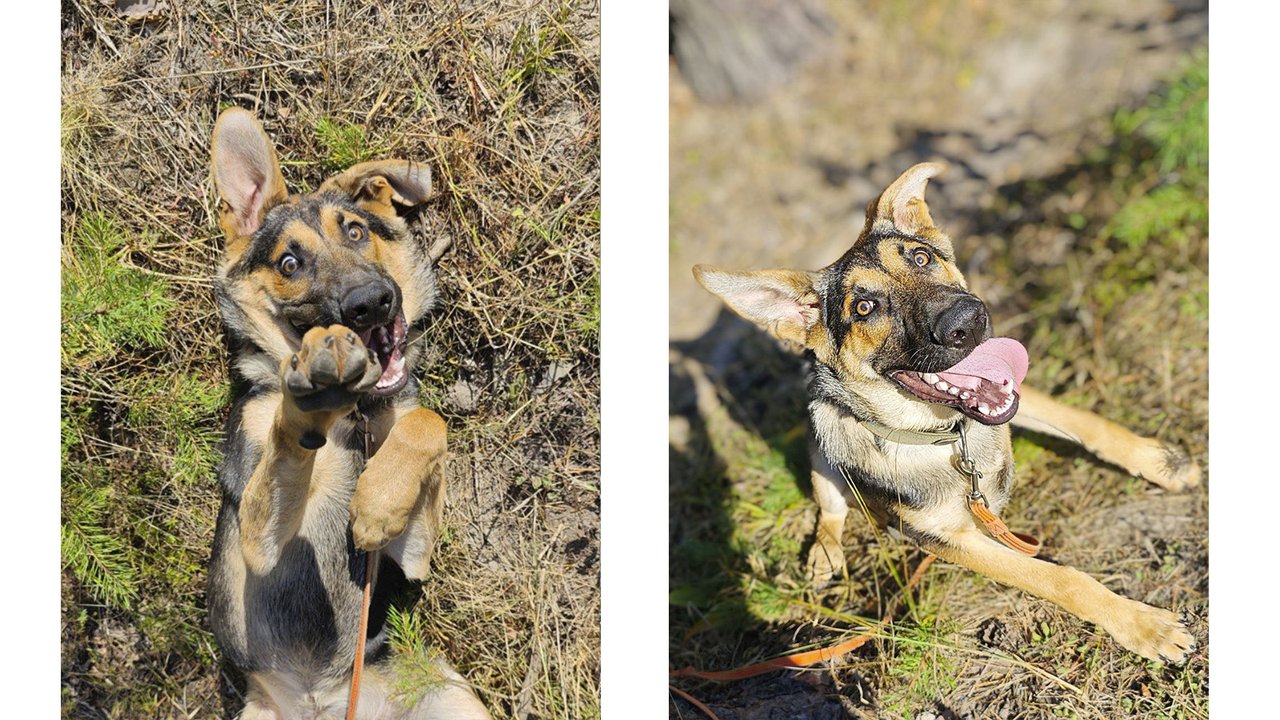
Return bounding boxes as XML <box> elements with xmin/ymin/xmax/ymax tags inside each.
<box><xmin>669</xmin><ymin>1</ymin><xmax>1207</xmax><ymax>718</ymax></box>
<box><xmin>61</xmin><ymin>1</ymin><xmax>598</xmax><ymax>718</ymax></box>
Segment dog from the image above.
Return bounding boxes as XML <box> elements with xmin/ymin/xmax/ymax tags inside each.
<box><xmin>693</xmin><ymin>163</ymin><xmax>1199</xmax><ymax>663</ymax></box>
<box><xmin>205</xmin><ymin>107</ymin><xmax>491</xmax><ymax>719</ymax></box>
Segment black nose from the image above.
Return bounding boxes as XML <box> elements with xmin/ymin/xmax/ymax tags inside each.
<box><xmin>931</xmin><ymin>296</ymin><xmax>989</xmax><ymax>350</ymax></box>
<box><xmin>340</xmin><ymin>282</ymin><xmax>395</xmax><ymax>329</ymax></box>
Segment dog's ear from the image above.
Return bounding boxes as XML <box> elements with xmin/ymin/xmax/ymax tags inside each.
<box><xmin>211</xmin><ymin>107</ymin><xmax>288</xmax><ymax>260</ymax></box>
<box><xmin>693</xmin><ymin>265</ymin><xmax>821</xmax><ymax>347</ymax></box>
<box><xmin>866</xmin><ymin>162</ymin><xmax>946</xmax><ymax>236</ymax></box>
<box><xmin>319</xmin><ymin>160</ymin><xmax>433</xmax><ymax>220</ymax></box>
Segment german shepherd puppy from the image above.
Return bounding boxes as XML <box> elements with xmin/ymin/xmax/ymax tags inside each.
<box><xmin>694</xmin><ymin>163</ymin><xmax>1199</xmax><ymax>663</ymax></box>
<box><xmin>206</xmin><ymin>108</ymin><xmax>491</xmax><ymax>719</ymax></box>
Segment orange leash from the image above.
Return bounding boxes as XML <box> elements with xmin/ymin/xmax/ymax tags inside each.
<box><xmin>955</xmin><ymin>421</ymin><xmax>1040</xmax><ymax>556</ymax></box>
<box><xmin>968</xmin><ymin>500</ymin><xmax>1040</xmax><ymax>555</ymax></box>
<box><xmin>346</xmin><ymin>548</ymin><xmax>380</xmax><ymax>720</ymax></box>
<box><xmin>669</xmin><ymin>554</ymin><xmax>936</xmax><ymax>717</ymax></box>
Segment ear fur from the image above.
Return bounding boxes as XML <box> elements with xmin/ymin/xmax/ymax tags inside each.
<box><xmin>210</xmin><ymin>107</ymin><xmax>288</xmax><ymax>260</ymax></box>
<box><xmin>867</xmin><ymin>161</ymin><xmax>946</xmax><ymax>236</ymax></box>
<box><xmin>693</xmin><ymin>265</ymin><xmax>821</xmax><ymax>348</ymax></box>
<box><xmin>319</xmin><ymin>160</ymin><xmax>433</xmax><ymax>219</ymax></box>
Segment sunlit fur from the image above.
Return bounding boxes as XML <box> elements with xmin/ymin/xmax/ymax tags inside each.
<box><xmin>694</xmin><ymin>162</ymin><xmax>1198</xmax><ymax>663</ymax></box>
<box><xmin>206</xmin><ymin>108</ymin><xmax>489</xmax><ymax>719</ymax></box>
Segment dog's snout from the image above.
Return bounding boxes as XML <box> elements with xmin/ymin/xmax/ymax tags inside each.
<box><xmin>340</xmin><ymin>282</ymin><xmax>395</xmax><ymax>329</ymax></box>
<box><xmin>931</xmin><ymin>296</ymin><xmax>989</xmax><ymax>350</ymax></box>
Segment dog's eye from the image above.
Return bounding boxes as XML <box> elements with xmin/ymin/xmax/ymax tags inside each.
<box><xmin>911</xmin><ymin>249</ymin><xmax>932</xmax><ymax>267</ymax></box>
<box><xmin>278</xmin><ymin>254</ymin><xmax>300</xmax><ymax>276</ymax></box>
<box><xmin>347</xmin><ymin>224</ymin><xmax>366</xmax><ymax>243</ymax></box>
<box><xmin>854</xmin><ymin>299</ymin><xmax>877</xmax><ymax>317</ymax></box>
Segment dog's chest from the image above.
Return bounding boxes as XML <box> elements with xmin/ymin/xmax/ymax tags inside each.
<box><xmin>816</xmin><ymin>409</ymin><xmax>1015</xmax><ymax>515</ymax></box>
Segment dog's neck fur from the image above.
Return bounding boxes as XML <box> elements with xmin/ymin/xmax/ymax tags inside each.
<box><xmin>805</xmin><ymin>358</ymin><xmax>1017</xmax><ymax>519</ymax></box>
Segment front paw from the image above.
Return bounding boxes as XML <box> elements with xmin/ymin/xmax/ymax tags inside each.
<box><xmin>806</xmin><ymin>537</ymin><xmax>845</xmax><ymax>587</ymax></box>
<box><xmin>283</xmin><ymin>325</ymin><xmax>381</xmax><ymax>414</ymax></box>
<box><xmin>350</xmin><ymin>494</ymin><xmax>413</xmax><ymax>551</ymax></box>
<box><xmin>1129</xmin><ymin>439</ymin><xmax>1201</xmax><ymax>492</ymax></box>
<box><xmin>1105</xmin><ymin>599</ymin><xmax>1195</xmax><ymax>663</ymax></box>
<box><xmin>350</xmin><ymin>464</ymin><xmax>421</xmax><ymax>551</ymax></box>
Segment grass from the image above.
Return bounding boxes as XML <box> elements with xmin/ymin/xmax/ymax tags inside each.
<box><xmin>61</xmin><ymin>1</ymin><xmax>599</xmax><ymax>718</ymax></box>
<box><xmin>669</xmin><ymin>47</ymin><xmax>1207</xmax><ymax>719</ymax></box>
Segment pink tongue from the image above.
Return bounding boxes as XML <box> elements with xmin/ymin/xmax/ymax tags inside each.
<box><xmin>936</xmin><ymin>338</ymin><xmax>1029</xmax><ymax>393</ymax></box>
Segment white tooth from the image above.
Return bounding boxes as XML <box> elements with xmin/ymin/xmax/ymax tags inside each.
<box><xmin>979</xmin><ymin>403</ymin><xmax>991</xmax><ymax>415</ymax></box>
<box><xmin>948</xmin><ymin>387</ymin><xmax>960</xmax><ymax>396</ymax></box>
<box><xmin>935</xmin><ymin>381</ymin><xmax>950</xmax><ymax>391</ymax></box>
<box><xmin>961</xmin><ymin>392</ymin><xmax>971</xmax><ymax>400</ymax></box>
<box><xmin>922</xmin><ymin>373</ymin><xmax>940</xmax><ymax>384</ymax></box>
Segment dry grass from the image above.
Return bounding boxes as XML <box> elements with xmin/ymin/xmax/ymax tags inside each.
<box><xmin>61</xmin><ymin>1</ymin><xmax>599</xmax><ymax>718</ymax></box>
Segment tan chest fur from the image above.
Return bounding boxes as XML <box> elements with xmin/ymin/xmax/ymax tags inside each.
<box><xmin>810</xmin><ymin>401</ymin><xmax>1015</xmax><ymax>535</ymax></box>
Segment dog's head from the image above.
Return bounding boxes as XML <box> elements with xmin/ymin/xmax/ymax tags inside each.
<box><xmin>210</xmin><ymin>107</ymin><xmax>442</xmax><ymax>393</ymax></box>
<box><xmin>695</xmin><ymin>163</ymin><xmax>1027</xmax><ymax>426</ymax></box>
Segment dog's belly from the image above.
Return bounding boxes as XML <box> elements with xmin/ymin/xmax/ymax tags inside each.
<box><xmin>210</xmin><ymin>451</ymin><xmax>370</xmax><ymax>681</ymax></box>
<box><xmin>247</xmin><ymin>667</ymin><xmax>406</xmax><ymax>720</ymax></box>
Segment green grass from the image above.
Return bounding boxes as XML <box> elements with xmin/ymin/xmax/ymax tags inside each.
<box><xmin>314</xmin><ymin>116</ymin><xmax>390</xmax><ymax>172</ymax></box>
<box><xmin>386</xmin><ymin>604</ymin><xmax>448</xmax><ymax>705</ymax></box>
<box><xmin>61</xmin><ymin>209</ymin><xmax>225</xmax><ymax>713</ymax></box>
<box><xmin>61</xmin><ymin>474</ymin><xmax>139</xmax><ymax>610</ymax></box>
<box><xmin>61</xmin><ymin>212</ymin><xmax>174</xmax><ymax>363</ymax></box>
<box><xmin>502</xmin><ymin>0</ymin><xmax>575</xmax><ymax>92</ymax></box>
<box><xmin>880</xmin><ymin>615</ymin><xmax>962</xmax><ymax>719</ymax></box>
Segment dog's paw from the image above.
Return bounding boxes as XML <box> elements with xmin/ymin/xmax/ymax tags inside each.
<box><xmin>806</xmin><ymin>538</ymin><xmax>845</xmax><ymax>587</ymax></box>
<box><xmin>350</xmin><ymin>462</ymin><xmax>421</xmax><ymax>551</ymax></box>
<box><xmin>282</xmin><ymin>325</ymin><xmax>381</xmax><ymax>414</ymax></box>
<box><xmin>1105</xmin><ymin>600</ymin><xmax>1195</xmax><ymax>663</ymax></box>
<box><xmin>1128</xmin><ymin>439</ymin><xmax>1201</xmax><ymax>492</ymax></box>
<box><xmin>350</xmin><ymin>493</ymin><xmax>413</xmax><ymax>551</ymax></box>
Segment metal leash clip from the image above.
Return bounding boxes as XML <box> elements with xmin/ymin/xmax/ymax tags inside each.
<box><xmin>955</xmin><ymin>421</ymin><xmax>987</xmax><ymax>506</ymax></box>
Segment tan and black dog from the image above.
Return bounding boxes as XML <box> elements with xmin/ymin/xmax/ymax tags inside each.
<box><xmin>694</xmin><ymin>163</ymin><xmax>1199</xmax><ymax>663</ymax></box>
<box><xmin>205</xmin><ymin>107</ymin><xmax>491</xmax><ymax>719</ymax></box>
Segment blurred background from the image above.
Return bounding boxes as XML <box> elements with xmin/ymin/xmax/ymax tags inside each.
<box><xmin>668</xmin><ymin>1</ymin><xmax>1207</xmax><ymax>717</ymax></box>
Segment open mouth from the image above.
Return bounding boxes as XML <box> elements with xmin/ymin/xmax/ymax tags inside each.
<box><xmin>355</xmin><ymin>311</ymin><xmax>409</xmax><ymax>396</ymax></box>
<box><xmin>890</xmin><ymin>338</ymin><xmax>1029</xmax><ymax>425</ymax></box>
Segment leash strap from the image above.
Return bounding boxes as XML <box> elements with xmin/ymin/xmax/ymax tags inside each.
<box><xmin>967</xmin><ymin>501</ymin><xmax>1041</xmax><ymax>555</ymax></box>
<box><xmin>346</xmin><ymin>548</ymin><xmax>380</xmax><ymax>720</ymax></box>
<box><xmin>669</xmin><ymin>631</ymin><xmax>881</xmax><ymax>681</ymax></box>
<box><xmin>955</xmin><ymin>422</ymin><xmax>1040</xmax><ymax>556</ymax></box>
<box><xmin>669</xmin><ymin>555</ymin><xmax>935</xmax><ymax>718</ymax></box>
<box><xmin>346</xmin><ymin>410</ymin><xmax>379</xmax><ymax>720</ymax></box>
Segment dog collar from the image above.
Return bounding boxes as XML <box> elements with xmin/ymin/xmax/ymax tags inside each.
<box><xmin>856</xmin><ymin>417</ymin><xmax>962</xmax><ymax>446</ymax></box>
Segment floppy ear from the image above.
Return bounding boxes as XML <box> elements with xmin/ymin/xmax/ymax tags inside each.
<box><xmin>318</xmin><ymin>160</ymin><xmax>433</xmax><ymax>219</ymax></box>
<box><xmin>210</xmin><ymin>107</ymin><xmax>288</xmax><ymax>260</ymax></box>
<box><xmin>866</xmin><ymin>161</ymin><xmax>946</xmax><ymax>236</ymax></box>
<box><xmin>693</xmin><ymin>265</ymin><xmax>821</xmax><ymax>347</ymax></box>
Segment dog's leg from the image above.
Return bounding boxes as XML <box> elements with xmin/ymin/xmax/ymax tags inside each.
<box><xmin>350</xmin><ymin>402</ymin><xmax>447</xmax><ymax>579</ymax></box>
<box><xmin>1013</xmin><ymin>385</ymin><xmax>1200</xmax><ymax>491</ymax></box>
<box><xmin>806</xmin><ymin>450</ymin><xmax>849</xmax><ymax>584</ymax></box>
<box><xmin>236</xmin><ymin>699</ymin><xmax>281</xmax><ymax>720</ymax></box>
<box><xmin>924</xmin><ymin>525</ymin><xmax>1194</xmax><ymax>662</ymax></box>
<box><xmin>239</xmin><ymin>326</ymin><xmax>380</xmax><ymax>575</ymax></box>
<box><xmin>236</xmin><ymin>677</ymin><xmax>283</xmax><ymax>720</ymax></box>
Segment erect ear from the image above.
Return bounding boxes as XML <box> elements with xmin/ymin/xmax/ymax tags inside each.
<box><xmin>866</xmin><ymin>162</ymin><xmax>946</xmax><ymax>236</ymax></box>
<box><xmin>210</xmin><ymin>107</ymin><xmax>288</xmax><ymax>259</ymax></box>
<box><xmin>693</xmin><ymin>265</ymin><xmax>821</xmax><ymax>348</ymax></box>
<box><xmin>318</xmin><ymin>160</ymin><xmax>433</xmax><ymax>219</ymax></box>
